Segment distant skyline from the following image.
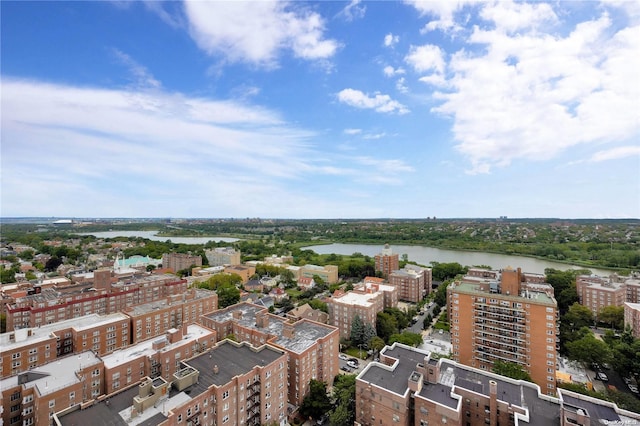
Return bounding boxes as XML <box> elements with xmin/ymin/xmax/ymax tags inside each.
<box><xmin>2</xmin><ymin>1</ymin><xmax>639</xmax><ymax>219</ymax></box>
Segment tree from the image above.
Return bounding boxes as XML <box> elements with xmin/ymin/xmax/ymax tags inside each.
<box><xmin>329</xmin><ymin>374</ymin><xmax>356</xmax><ymax>426</ymax></box>
<box><xmin>350</xmin><ymin>315</ymin><xmax>365</xmax><ymax>346</ymax></box>
<box><xmin>423</xmin><ymin>314</ymin><xmax>433</xmax><ymax>330</ymax></box>
<box><xmin>566</xmin><ymin>333</ymin><xmax>612</xmax><ymax>367</ymax></box>
<box><xmin>598</xmin><ymin>305</ymin><xmax>624</xmax><ymax>330</ymax></box>
<box><xmin>389</xmin><ymin>331</ymin><xmax>423</xmax><ymax>347</ymax></box>
<box><xmin>369</xmin><ymin>336</ymin><xmax>385</xmax><ymax>358</ymax></box>
<box><xmin>217</xmin><ymin>282</ymin><xmax>240</xmax><ymax>308</ymax></box>
<box><xmin>376</xmin><ymin>312</ymin><xmax>397</xmax><ymax>344</ymax></box>
<box><xmin>146</xmin><ymin>264</ymin><xmax>156</xmax><ymax>272</ymax></box>
<box><xmin>492</xmin><ymin>360</ymin><xmax>533</xmax><ymax>382</ymax></box>
<box><xmin>44</xmin><ymin>256</ymin><xmax>63</xmax><ymax>272</ymax></box>
<box><xmin>560</xmin><ymin>303</ymin><xmax>594</xmax><ymax>352</ymax></box>
<box><xmin>430</xmin><ymin>262</ymin><xmax>466</xmax><ymax>281</ymax></box>
<box><xmin>299</xmin><ymin>379</ymin><xmax>332</xmax><ymax>420</ymax></box>
<box><xmin>308</xmin><ymin>299</ymin><xmax>328</xmax><ymax>313</ymax></box>
<box><xmin>362</xmin><ymin>324</ymin><xmax>377</xmax><ymax>350</ymax></box>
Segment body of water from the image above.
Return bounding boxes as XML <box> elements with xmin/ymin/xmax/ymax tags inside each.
<box><xmin>301</xmin><ymin>243</ymin><xmax>614</xmax><ymax>276</ymax></box>
<box><xmin>78</xmin><ymin>230</ymin><xmax>239</xmax><ymax>245</ymax></box>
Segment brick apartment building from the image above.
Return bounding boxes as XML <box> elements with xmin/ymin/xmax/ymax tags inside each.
<box><xmin>354</xmin><ymin>342</ymin><xmax>640</xmax><ymax>426</ymax></box>
<box><xmin>102</xmin><ymin>323</ymin><xmax>217</xmax><ymax>394</ymax></box>
<box><xmin>0</xmin><ymin>313</ymin><xmax>130</xmax><ymax>379</ymax></box>
<box><xmin>200</xmin><ymin>302</ymin><xmax>339</xmax><ymax>407</ymax></box>
<box><xmin>388</xmin><ymin>264</ymin><xmax>432</xmax><ymax>303</ymax></box>
<box><xmin>0</xmin><ymin>351</ymin><xmax>104</xmax><ymax>426</ymax></box>
<box><xmin>54</xmin><ymin>340</ymin><xmax>289</xmax><ymax>426</ymax></box>
<box><xmin>576</xmin><ymin>273</ymin><xmax>640</xmax><ymax>319</ymax></box>
<box><xmin>327</xmin><ymin>280</ymin><xmax>397</xmax><ymax>339</ymax></box>
<box><xmin>624</xmin><ymin>302</ymin><xmax>640</xmax><ymax>339</ymax></box>
<box><xmin>374</xmin><ymin>243</ymin><xmax>399</xmax><ymax>278</ymax></box>
<box><xmin>125</xmin><ymin>288</ymin><xmax>218</xmax><ymax>344</ymax></box>
<box><xmin>161</xmin><ymin>252</ymin><xmax>202</xmax><ymax>272</ymax></box>
<box><xmin>205</xmin><ymin>247</ymin><xmax>241</xmax><ymax>266</ymax></box>
<box><xmin>447</xmin><ymin>267</ymin><xmax>559</xmax><ymax>395</ymax></box>
<box><xmin>4</xmin><ymin>273</ymin><xmax>188</xmax><ymax>331</ymax></box>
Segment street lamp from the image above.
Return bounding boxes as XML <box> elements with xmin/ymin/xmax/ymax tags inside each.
<box><xmin>358</xmin><ymin>344</ymin><xmax>363</xmax><ymax>359</ymax></box>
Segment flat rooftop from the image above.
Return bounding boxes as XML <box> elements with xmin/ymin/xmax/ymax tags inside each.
<box><xmin>333</xmin><ymin>291</ymin><xmax>380</xmax><ymax>307</ymax></box>
<box><xmin>359</xmin><ymin>344</ymin><xmax>431</xmax><ymax>396</ymax></box>
<box><xmin>0</xmin><ymin>351</ymin><xmax>102</xmax><ymax>397</ymax></box>
<box><xmin>126</xmin><ymin>289</ymin><xmax>213</xmax><ymax>316</ymax></box>
<box><xmin>102</xmin><ymin>324</ymin><xmax>214</xmax><ymax>369</ymax></box>
<box><xmin>184</xmin><ymin>340</ymin><xmax>285</xmax><ymax>395</ymax></box>
<box><xmin>204</xmin><ymin>303</ymin><xmax>336</xmax><ymax>354</ymax></box>
<box><xmin>0</xmin><ymin>313</ymin><xmax>127</xmax><ymax>352</ymax></box>
<box><xmin>453</xmin><ymin>282</ymin><xmax>556</xmax><ymax>305</ymax></box>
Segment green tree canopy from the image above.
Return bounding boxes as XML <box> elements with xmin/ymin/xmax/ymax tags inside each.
<box><xmin>299</xmin><ymin>379</ymin><xmax>332</xmax><ymax>420</ymax></box>
<box><xmin>492</xmin><ymin>360</ymin><xmax>533</xmax><ymax>382</ymax></box>
<box><xmin>350</xmin><ymin>315</ymin><xmax>364</xmax><ymax>346</ymax></box>
<box><xmin>566</xmin><ymin>333</ymin><xmax>612</xmax><ymax>367</ymax></box>
<box><xmin>598</xmin><ymin>305</ymin><xmax>624</xmax><ymax>329</ymax></box>
<box><xmin>329</xmin><ymin>374</ymin><xmax>356</xmax><ymax>426</ymax></box>
<box><xmin>389</xmin><ymin>331</ymin><xmax>423</xmax><ymax>347</ymax></box>
<box><xmin>216</xmin><ymin>282</ymin><xmax>241</xmax><ymax>308</ymax></box>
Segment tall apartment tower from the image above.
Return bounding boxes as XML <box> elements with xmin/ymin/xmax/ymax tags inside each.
<box><xmin>447</xmin><ymin>267</ymin><xmax>559</xmax><ymax>395</ymax></box>
<box><xmin>374</xmin><ymin>243</ymin><xmax>399</xmax><ymax>278</ymax></box>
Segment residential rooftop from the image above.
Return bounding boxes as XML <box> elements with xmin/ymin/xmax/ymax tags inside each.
<box><xmin>203</xmin><ymin>302</ymin><xmax>336</xmax><ymax>354</ymax></box>
<box><xmin>452</xmin><ymin>281</ymin><xmax>556</xmax><ymax>305</ymax></box>
<box><xmin>332</xmin><ymin>291</ymin><xmax>380</xmax><ymax>307</ymax></box>
<box><xmin>102</xmin><ymin>324</ymin><xmax>215</xmax><ymax>369</ymax></box>
<box><xmin>0</xmin><ymin>351</ymin><xmax>101</xmax><ymax>397</ymax></box>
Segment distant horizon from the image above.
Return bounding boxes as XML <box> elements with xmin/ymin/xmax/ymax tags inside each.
<box><xmin>1</xmin><ymin>216</ymin><xmax>638</xmax><ymax>222</ymax></box>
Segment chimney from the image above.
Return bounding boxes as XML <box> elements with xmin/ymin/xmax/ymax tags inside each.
<box><xmin>282</xmin><ymin>321</ymin><xmax>295</xmax><ymax>339</ymax></box>
<box><xmin>232</xmin><ymin>310</ymin><xmax>243</xmax><ymax>320</ymax></box>
<box><xmin>489</xmin><ymin>380</ymin><xmax>498</xmax><ymax>426</ymax></box>
<box><xmin>256</xmin><ymin>311</ymin><xmax>269</xmax><ymax>328</ymax></box>
<box><xmin>213</xmin><ymin>365</ymin><xmax>219</xmax><ymax>374</ymax></box>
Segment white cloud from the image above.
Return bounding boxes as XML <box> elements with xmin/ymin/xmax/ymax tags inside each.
<box><xmin>344</xmin><ymin>128</ymin><xmax>362</xmax><ymax>135</ymax></box>
<box><xmin>479</xmin><ymin>1</ymin><xmax>557</xmax><ymax>34</ymax></box>
<box><xmin>336</xmin><ymin>0</ymin><xmax>366</xmax><ymax>22</ymax></box>
<box><xmin>112</xmin><ymin>49</ymin><xmax>161</xmax><ymax>89</ymax></box>
<box><xmin>362</xmin><ymin>132</ymin><xmax>387</xmax><ymax>140</ymax></box>
<box><xmin>405</xmin><ymin>0</ymin><xmax>478</xmax><ymax>32</ymax></box>
<box><xmin>428</xmin><ymin>9</ymin><xmax>640</xmax><ymax>174</ymax></box>
<box><xmin>1</xmin><ymin>79</ymin><xmax>413</xmax><ymax>217</ymax></box>
<box><xmin>384</xmin><ymin>33</ymin><xmax>399</xmax><ymax>47</ymax></box>
<box><xmin>383</xmin><ymin>65</ymin><xmax>405</xmax><ymax>77</ymax></box>
<box><xmin>183</xmin><ymin>1</ymin><xmax>339</xmax><ymax>68</ymax></box>
<box><xmin>589</xmin><ymin>146</ymin><xmax>640</xmax><ymax>162</ymax></box>
<box><xmin>337</xmin><ymin>88</ymin><xmax>410</xmax><ymax>114</ymax></box>
<box><xmin>396</xmin><ymin>77</ymin><xmax>409</xmax><ymax>93</ymax></box>
<box><xmin>405</xmin><ymin>44</ymin><xmax>445</xmax><ymax>74</ymax></box>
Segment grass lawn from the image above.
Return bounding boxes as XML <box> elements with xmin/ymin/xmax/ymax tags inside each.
<box><xmin>344</xmin><ymin>347</ymin><xmax>368</xmax><ymax>359</ymax></box>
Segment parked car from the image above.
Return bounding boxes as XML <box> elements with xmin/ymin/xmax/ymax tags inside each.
<box><xmin>596</xmin><ymin>372</ymin><xmax>609</xmax><ymax>381</ymax></box>
<box><xmin>347</xmin><ymin>360</ymin><xmax>359</xmax><ymax>369</ymax></box>
<box><xmin>338</xmin><ymin>354</ymin><xmax>348</xmax><ymax>360</ymax></box>
<box><xmin>348</xmin><ymin>358</ymin><xmax>359</xmax><ymax>365</ymax></box>
<box><xmin>340</xmin><ymin>365</ymin><xmax>352</xmax><ymax>372</ymax></box>
<box><xmin>628</xmin><ymin>384</ymin><xmax>639</xmax><ymax>394</ymax></box>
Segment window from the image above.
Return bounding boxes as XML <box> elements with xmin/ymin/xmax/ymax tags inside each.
<box><xmin>222</xmin><ymin>390</ymin><xmax>229</xmax><ymax>400</ymax></box>
<box><xmin>49</xmin><ymin>400</ymin><xmax>55</xmax><ymax>408</ymax></box>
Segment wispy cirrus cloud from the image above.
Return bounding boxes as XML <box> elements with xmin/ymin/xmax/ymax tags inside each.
<box><xmin>183</xmin><ymin>1</ymin><xmax>339</xmax><ymax>68</ymax></box>
<box><xmin>336</xmin><ymin>0</ymin><xmax>366</xmax><ymax>22</ymax></box>
<box><xmin>337</xmin><ymin>88</ymin><xmax>410</xmax><ymax>114</ymax></box>
<box><xmin>589</xmin><ymin>146</ymin><xmax>640</xmax><ymax>163</ymax></box>
<box><xmin>112</xmin><ymin>48</ymin><xmax>162</xmax><ymax>89</ymax></box>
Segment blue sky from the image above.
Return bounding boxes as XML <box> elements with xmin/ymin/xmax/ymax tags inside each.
<box><xmin>2</xmin><ymin>1</ymin><xmax>639</xmax><ymax>219</ymax></box>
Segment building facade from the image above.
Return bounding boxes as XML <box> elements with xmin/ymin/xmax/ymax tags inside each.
<box><xmin>447</xmin><ymin>267</ymin><xmax>559</xmax><ymax>395</ymax></box>
<box><xmin>205</xmin><ymin>247</ymin><xmax>241</xmax><ymax>266</ymax></box>
<box><xmin>388</xmin><ymin>264</ymin><xmax>432</xmax><ymax>303</ymax></box>
<box><xmin>200</xmin><ymin>302</ymin><xmax>339</xmax><ymax>407</ymax></box>
<box><xmin>4</xmin><ymin>273</ymin><xmax>188</xmax><ymax>331</ymax></box>
<box><xmin>624</xmin><ymin>302</ymin><xmax>640</xmax><ymax>339</ymax></box>
<box><xmin>374</xmin><ymin>244</ymin><xmax>399</xmax><ymax>278</ymax></box>
<box><xmin>299</xmin><ymin>264</ymin><xmax>339</xmax><ymax>284</ymax></box>
<box><xmin>327</xmin><ymin>283</ymin><xmax>393</xmax><ymax>340</ymax></box>
<box><xmin>576</xmin><ymin>275</ymin><xmax>627</xmax><ymax>318</ymax></box>
<box><xmin>161</xmin><ymin>252</ymin><xmax>202</xmax><ymax>272</ymax></box>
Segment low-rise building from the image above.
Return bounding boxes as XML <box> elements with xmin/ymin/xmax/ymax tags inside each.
<box><xmin>224</xmin><ymin>264</ymin><xmax>256</xmax><ymax>284</ymax></box>
<box><xmin>299</xmin><ymin>264</ymin><xmax>338</xmax><ymax>284</ymax></box>
<box><xmin>576</xmin><ymin>274</ymin><xmax>627</xmax><ymax>318</ymax></box>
